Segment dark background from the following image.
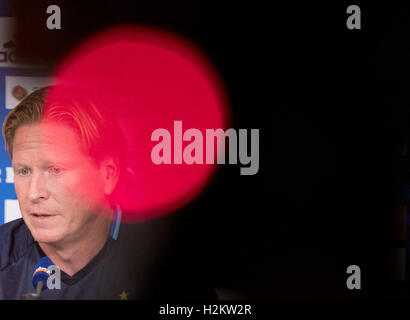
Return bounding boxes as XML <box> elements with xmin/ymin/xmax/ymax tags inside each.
<box><xmin>9</xmin><ymin>0</ymin><xmax>410</xmax><ymax>298</ymax></box>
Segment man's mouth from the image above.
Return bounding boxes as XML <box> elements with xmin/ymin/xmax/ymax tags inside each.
<box><xmin>31</xmin><ymin>212</ymin><xmax>57</xmax><ymax>218</ymax></box>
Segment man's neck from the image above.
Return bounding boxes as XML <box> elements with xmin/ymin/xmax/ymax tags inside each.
<box><xmin>38</xmin><ymin>215</ymin><xmax>112</xmax><ymax>277</ymax></box>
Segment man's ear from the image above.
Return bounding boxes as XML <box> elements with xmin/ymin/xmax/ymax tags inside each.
<box><xmin>100</xmin><ymin>156</ymin><xmax>120</xmax><ymax>196</ymax></box>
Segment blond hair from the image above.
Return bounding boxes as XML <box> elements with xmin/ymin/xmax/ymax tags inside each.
<box><xmin>2</xmin><ymin>85</ymin><xmax>128</xmax><ymax>170</ymax></box>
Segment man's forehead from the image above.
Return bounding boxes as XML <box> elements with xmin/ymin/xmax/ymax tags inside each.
<box><xmin>12</xmin><ymin>122</ymin><xmax>89</xmax><ymax>161</ymax></box>
<box><xmin>15</xmin><ymin>122</ymin><xmax>79</xmax><ymax>141</ymax></box>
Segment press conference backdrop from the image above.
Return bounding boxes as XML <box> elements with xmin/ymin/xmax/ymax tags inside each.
<box><xmin>0</xmin><ymin>15</ymin><xmax>52</xmax><ymax>225</ymax></box>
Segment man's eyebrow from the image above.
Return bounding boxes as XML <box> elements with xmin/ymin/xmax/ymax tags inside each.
<box><xmin>13</xmin><ymin>160</ymin><xmax>73</xmax><ymax>168</ymax></box>
<box><xmin>11</xmin><ymin>162</ymin><xmax>29</xmax><ymax>168</ymax></box>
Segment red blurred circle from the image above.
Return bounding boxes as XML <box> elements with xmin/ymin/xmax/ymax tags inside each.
<box><xmin>51</xmin><ymin>26</ymin><xmax>230</xmax><ymax>222</ymax></box>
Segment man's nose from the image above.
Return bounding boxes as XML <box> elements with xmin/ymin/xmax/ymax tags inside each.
<box><xmin>28</xmin><ymin>172</ymin><xmax>49</xmax><ymax>202</ymax></box>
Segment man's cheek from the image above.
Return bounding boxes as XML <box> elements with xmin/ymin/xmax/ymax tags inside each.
<box><xmin>13</xmin><ymin>183</ymin><xmax>26</xmax><ymax>211</ymax></box>
<box><xmin>13</xmin><ymin>180</ymin><xmax>24</xmax><ymax>195</ymax></box>
<box><xmin>64</xmin><ymin>175</ymin><xmax>104</xmax><ymax>205</ymax></box>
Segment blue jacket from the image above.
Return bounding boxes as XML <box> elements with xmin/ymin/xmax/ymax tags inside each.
<box><xmin>0</xmin><ymin>213</ymin><xmax>216</xmax><ymax>300</ymax></box>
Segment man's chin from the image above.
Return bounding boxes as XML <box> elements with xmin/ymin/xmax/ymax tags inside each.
<box><xmin>34</xmin><ymin>234</ymin><xmax>64</xmax><ymax>245</ymax></box>
<box><xmin>29</xmin><ymin>227</ymin><xmax>65</xmax><ymax>244</ymax></box>
<box><xmin>23</xmin><ymin>216</ymin><xmax>63</xmax><ymax>242</ymax></box>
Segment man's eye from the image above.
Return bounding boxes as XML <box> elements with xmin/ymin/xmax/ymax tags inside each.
<box><xmin>18</xmin><ymin>168</ymin><xmax>30</xmax><ymax>176</ymax></box>
<box><xmin>49</xmin><ymin>167</ymin><xmax>64</xmax><ymax>175</ymax></box>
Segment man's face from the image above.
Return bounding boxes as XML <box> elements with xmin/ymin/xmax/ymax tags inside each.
<box><xmin>12</xmin><ymin>121</ymin><xmax>109</xmax><ymax>245</ymax></box>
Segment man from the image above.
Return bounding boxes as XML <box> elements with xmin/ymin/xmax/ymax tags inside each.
<box><xmin>0</xmin><ymin>86</ymin><xmax>216</xmax><ymax>299</ymax></box>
